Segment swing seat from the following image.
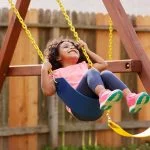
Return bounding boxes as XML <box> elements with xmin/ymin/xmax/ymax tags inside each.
<box><xmin>55</xmin><ymin>78</ymin><xmax>103</xmax><ymax>121</ymax></box>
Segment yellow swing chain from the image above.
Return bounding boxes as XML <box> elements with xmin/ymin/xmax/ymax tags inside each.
<box><xmin>106</xmin><ymin>17</ymin><xmax>113</xmax><ymax>123</ymax></box>
<box><xmin>56</xmin><ymin>0</ymin><xmax>93</xmax><ymax>68</ymax></box>
<box><xmin>108</xmin><ymin>17</ymin><xmax>113</xmax><ymax>61</ymax></box>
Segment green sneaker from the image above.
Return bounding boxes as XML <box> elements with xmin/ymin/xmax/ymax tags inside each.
<box><xmin>127</xmin><ymin>92</ymin><xmax>150</xmax><ymax>113</ymax></box>
<box><xmin>99</xmin><ymin>89</ymin><xmax>123</xmax><ymax>111</ymax></box>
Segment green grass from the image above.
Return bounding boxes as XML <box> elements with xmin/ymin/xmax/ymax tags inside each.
<box><xmin>43</xmin><ymin>143</ymin><xmax>150</xmax><ymax>150</ymax></box>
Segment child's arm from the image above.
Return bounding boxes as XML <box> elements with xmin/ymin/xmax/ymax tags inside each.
<box><xmin>78</xmin><ymin>40</ymin><xmax>108</xmax><ymax>71</ymax></box>
<box><xmin>41</xmin><ymin>61</ymin><xmax>56</xmax><ymax>96</ymax></box>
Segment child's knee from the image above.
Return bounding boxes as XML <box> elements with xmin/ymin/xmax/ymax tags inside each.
<box><xmin>87</xmin><ymin>68</ymin><xmax>99</xmax><ymax>75</ymax></box>
<box><xmin>101</xmin><ymin>70</ymin><xmax>113</xmax><ymax>78</ymax></box>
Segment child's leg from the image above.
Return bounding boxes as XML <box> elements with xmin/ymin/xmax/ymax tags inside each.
<box><xmin>76</xmin><ymin>69</ymin><xmax>123</xmax><ymax>110</ymax></box>
<box><xmin>101</xmin><ymin>70</ymin><xmax>150</xmax><ymax>113</ymax></box>
<box><xmin>100</xmin><ymin>70</ymin><xmax>128</xmax><ymax>90</ymax></box>
<box><xmin>76</xmin><ymin>69</ymin><xmax>104</xmax><ymax>98</ymax></box>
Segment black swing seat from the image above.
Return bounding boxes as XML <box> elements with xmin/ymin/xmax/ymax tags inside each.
<box><xmin>55</xmin><ymin>78</ymin><xmax>103</xmax><ymax>121</ymax></box>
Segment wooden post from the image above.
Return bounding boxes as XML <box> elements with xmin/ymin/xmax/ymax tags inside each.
<box><xmin>0</xmin><ymin>0</ymin><xmax>31</xmax><ymax>91</ymax></box>
<box><xmin>47</xmin><ymin>27</ymin><xmax>60</xmax><ymax>149</ymax></box>
<box><xmin>0</xmin><ymin>8</ymin><xmax>9</xmax><ymax>150</ymax></box>
<box><xmin>41</xmin><ymin>10</ymin><xmax>60</xmax><ymax>148</ymax></box>
<box><xmin>136</xmin><ymin>15</ymin><xmax>150</xmax><ymax>142</ymax></box>
<box><xmin>48</xmin><ymin>95</ymin><xmax>58</xmax><ymax>149</ymax></box>
<box><xmin>102</xmin><ymin>0</ymin><xmax>150</xmax><ymax>93</ymax></box>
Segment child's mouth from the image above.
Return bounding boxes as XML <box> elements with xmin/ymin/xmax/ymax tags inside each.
<box><xmin>68</xmin><ymin>50</ymin><xmax>77</xmax><ymax>53</ymax></box>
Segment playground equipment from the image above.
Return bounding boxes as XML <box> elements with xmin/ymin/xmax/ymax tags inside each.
<box><xmin>0</xmin><ymin>0</ymin><xmax>150</xmax><ymax>138</ymax></box>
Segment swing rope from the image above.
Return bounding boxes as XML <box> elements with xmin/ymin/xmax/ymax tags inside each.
<box><xmin>8</xmin><ymin>0</ymin><xmax>150</xmax><ymax>138</ymax></box>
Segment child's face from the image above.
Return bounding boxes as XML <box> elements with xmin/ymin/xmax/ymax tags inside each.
<box><xmin>58</xmin><ymin>41</ymin><xmax>80</xmax><ymax>65</ymax></box>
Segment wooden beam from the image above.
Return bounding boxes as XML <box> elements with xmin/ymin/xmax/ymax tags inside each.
<box><xmin>61</xmin><ymin>121</ymin><xmax>150</xmax><ymax>132</ymax></box>
<box><xmin>0</xmin><ymin>125</ymin><xmax>49</xmax><ymax>137</ymax></box>
<box><xmin>0</xmin><ymin>120</ymin><xmax>150</xmax><ymax>136</ymax></box>
<box><xmin>0</xmin><ymin>0</ymin><xmax>31</xmax><ymax>91</ymax></box>
<box><xmin>7</xmin><ymin>60</ymin><xmax>141</xmax><ymax>76</ymax></box>
<box><xmin>8</xmin><ymin>64</ymin><xmax>41</xmax><ymax>76</ymax></box>
<box><xmin>107</xmin><ymin>59</ymin><xmax>141</xmax><ymax>73</ymax></box>
<box><xmin>2</xmin><ymin>22</ymin><xmax>150</xmax><ymax>32</ymax></box>
<box><xmin>102</xmin><ymin>0</ymin><xmax>150</xmax><ymax>93</ymax></box>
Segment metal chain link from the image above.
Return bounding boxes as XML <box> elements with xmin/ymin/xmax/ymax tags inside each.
<box><xmin>107</xmin><ymin>17</ymin><xmax>113</xmax><ymax>121</ymax></box>
<box><xmin>56</xmin><ymin>0</ymin><xmax>93</xmax><ymax>68</ymax></box>
<box><xmin>108</xmin><ymin>17</ymin><xmax>113</xmax><ymax>60</ymax></box>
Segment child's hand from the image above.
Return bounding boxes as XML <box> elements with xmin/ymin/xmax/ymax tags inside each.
<box><xmin>77</xmin><ymin>40</ymin><xmax>89</xmax><ymax>51</ymax></box>
<box><xmin>42</xmin><ymin>60</ymin><xmax>52</xmax><ymax>72</ymax></box>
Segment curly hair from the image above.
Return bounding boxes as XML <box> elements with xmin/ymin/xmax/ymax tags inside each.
<box><xmin>44</xmin><ymin>38</ymin><xmax>88</xmax><ymax>70</ymax></box>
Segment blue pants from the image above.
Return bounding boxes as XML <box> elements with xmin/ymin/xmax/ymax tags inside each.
<box><xmin>76</xmin><ymin>69</ymin><xmax>127</xmax><ymax>98</ymax></box>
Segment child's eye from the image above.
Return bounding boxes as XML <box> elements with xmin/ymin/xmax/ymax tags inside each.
<box><xmin>63</xmin><ymin>45</ymin><xmax>69</xmax><ymax>48</ymax></box>
<box><xmin>75</xmin><ymin>44</ymin><xmax>79</xmax><ymax>48</ymax></box>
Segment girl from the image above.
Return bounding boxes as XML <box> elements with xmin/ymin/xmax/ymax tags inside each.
<box><xmin>41</xmin><ymin>38</ymin><xmax>149</xmax><ymax>117</ymax></box>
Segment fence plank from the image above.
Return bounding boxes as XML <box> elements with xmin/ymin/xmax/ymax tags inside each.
<box><xmin>38</xmin><ymin>9</ymin><xmax>52</xmax><ymax>150</ymax></box>
<box><xmin>96</xmin><ymin>13</ymin><xmax>121</xmax><ymax>147</ymax></box>
<box><xmin>48</xmin><ymin>27</ymin><xmax>60</xmax><ymax>149</ymax></box>
<box><xmin>8</xmin><ymin>10</ymin><xmax>38</xmax><ymax>150</ymax></box>
<box><xmin>136</xmin><ymin>15</ymin><xmax>150</xmax><ymax>142</ymax></box>
<box><xmin>26</xmin><ymin>10</ymin><xmax>38</xmax><ymax>150</ymax></box>
<box><xmin>120</xmin><ymin>42</ymin><xmax>139</xmax><ymax>145</ymax></box>
<box><xmin>0</xmin><ymin>8</ymin><xmax>9</xmax><ymax>150</ymax></box>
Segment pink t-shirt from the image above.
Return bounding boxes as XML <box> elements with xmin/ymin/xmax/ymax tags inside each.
<box><xmin>53</xmin><ymin>61</ymin><xmax>88</xmax><ymax>89</ymax></box>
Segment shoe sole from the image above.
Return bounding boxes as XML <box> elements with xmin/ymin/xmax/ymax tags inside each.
<box><xmin>129</xmin><ymin>93</ymin><xmax>150</xmax><ymax>113</ymax></box>
<box><xmin>100</xmin><ymin>90</ymin><xmax>123</xmax><ymax>111</ymax></box>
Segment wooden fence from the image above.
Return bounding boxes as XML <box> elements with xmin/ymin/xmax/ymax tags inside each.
<box><xmin>0</xmin><ymin>8</ymin><xmax>150</xmax><ymax>150</ymax></box>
